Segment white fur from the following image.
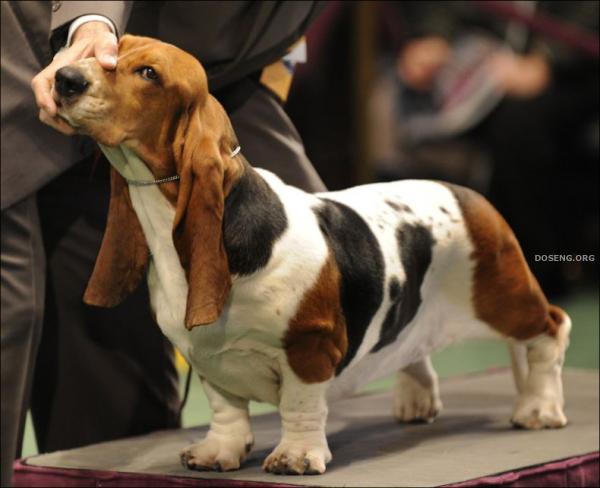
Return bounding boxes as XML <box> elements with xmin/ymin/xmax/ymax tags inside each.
<box><xmin>511</xmin><ymin>315</ymin><xmax>571</xmax><ymax>429</ymax></box>
<box><xmin>321</xmin><ymin>180</ymin><xmax>499</xmax><ymax>399</ymax></box>
<box><xmin>181</xmin><ymin>380</ymin><xmax>254</xmax><ymax>471</ymax></box>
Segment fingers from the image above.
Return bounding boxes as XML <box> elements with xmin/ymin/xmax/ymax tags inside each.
<box><xmin>73</xmin><ymin>22</ymin><xmax>118</xmax><ymax>70</ymax></box>
<box><xmin>94</xmin><ymin>31</ymin><xmax>119</xmax><ymax>70</ymax></box>
<box><xmin>31</xmin><ymin>47</ymin><xmax>81</xmax><ymax>119</ymax></box>
<box><xmin>31</xmin><ymin>21</ymin><xmax>118</xmax><ymax>133</ymax></box>
<box><xmin>31</xmin><ymin>63</ymin><xmax>59</xmax><ymax>117</ymax></box>
<box><xmin>38</xmin><ymin>109</ymin><xmax>76</xmax><ymax>135</ymax></box>
<box><xmin>31</xmin><ymin>48</ymin><xmax>81</xmax><ymax>120</ymax></box>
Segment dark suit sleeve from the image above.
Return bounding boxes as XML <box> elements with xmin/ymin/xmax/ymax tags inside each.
<box><xmin>50</xmin><ymin>0</ymin><xmax>133</xmax><ymax>52</ymax></box>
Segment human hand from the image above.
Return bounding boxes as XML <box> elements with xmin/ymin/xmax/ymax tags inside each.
<box><xmin>397</xmin><ymin>37</ymin><xmax>450</xmax><ymax>91</ymax></box>
<box><xmin>488</xmin><ymin>52</ymin><xmax>550</xmax><ymax>99</ymax></box>
<box><xmin>31</xmin><ymin>21</ymin><xmax>118</xmax><ymax>135</ymax></box>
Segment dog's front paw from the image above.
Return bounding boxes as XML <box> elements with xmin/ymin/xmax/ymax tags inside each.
<box><xmin>263</xmin><ymin>440</ymin><xmax>332</xmax><ymax>475</ymax></box>
<box><xmin>511</xmin><ymin>395</ymin><xmax>567</xmax><ymax>429</ymax></box>
<box><xmin>180</xmin><ymin>432</ymin><xmax>254</xmax><ymax>472</ymax></box>
<box><xmin>394</xmin><ymin>377</ymin><xmax>442</xmax><ymax>423</ymax></box>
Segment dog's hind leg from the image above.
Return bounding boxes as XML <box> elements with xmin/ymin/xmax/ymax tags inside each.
<box><xmin>510</xmin><ymin>306</ymin><xmax>571</xmax><ymax>429</ymax></box>
<box><xmin>393</xmin><ymin>356</ymin><xmax>443</xmax><ymax>423</ymax></box>
<box><xmin>447</xmin><ymin>184</ymin><xmax>571</xmax><ymax>429</ymax></box>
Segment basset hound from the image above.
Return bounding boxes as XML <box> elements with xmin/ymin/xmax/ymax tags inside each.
<box><xmin>54</xmin><ymin>35</ymin><xmax>571</xmax><ymax>475</ymax></box>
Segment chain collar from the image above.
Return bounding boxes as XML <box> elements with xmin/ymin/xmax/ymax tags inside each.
<box><xmin>125</xmin><ymin>146</ymin><xmax>241</xmax><ymax>186</ymax></box>
<box><xmin>126</xmin><ymin>174</ymin><xmax>180</xmax><ymax>186</ymax></box>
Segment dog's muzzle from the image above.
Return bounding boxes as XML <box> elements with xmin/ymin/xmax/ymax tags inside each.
<box><xmin>55</xmin><ymin>66</ymin><xmax>89</xmax><ymax>100</ymax></box>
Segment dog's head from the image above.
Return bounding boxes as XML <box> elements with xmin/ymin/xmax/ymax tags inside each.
<box><xmin>55</xmin><ymin>35</ymin><xmax>242</xmax><ymax>328</ymax></box>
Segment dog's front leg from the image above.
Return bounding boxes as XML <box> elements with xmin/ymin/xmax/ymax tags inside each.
<box><xmin>263</xmin><ymin>366</ymin><xmax>331</xmax><ymax>475</ymax></box>
<box><xmin>181</xmin><ymin>378</ymin><xmax>254</xmax><ymax>471</ymax></box>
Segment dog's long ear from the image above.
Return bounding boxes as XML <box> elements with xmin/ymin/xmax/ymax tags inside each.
<box><xmin>172</xmin><ymin>96</ymin><xmax>236</xmax><ymax>329</ymax></box>
<box><xmin>84</xmin><ymin>167</ymin><xmax>149</xmax><ymax>306</ymax></box>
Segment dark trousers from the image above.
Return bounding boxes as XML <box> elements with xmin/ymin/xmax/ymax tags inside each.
<box><xmin>1</xmin><ymin>196</ymin><xmax>45</xmax><ymax>488</ymax></box>
<box><xmin>0</xmin><ymin>164</ymin><xmax>181</xmax><ymax>485</ymax></box>
<box><xmin>32</xmin><ymin>157</ymin><xmax>181</xmax><ymax>453</ymax></box>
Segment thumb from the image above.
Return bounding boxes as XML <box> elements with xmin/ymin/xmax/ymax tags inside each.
<box><xmin>95</xmin><ymin>32</ymin><xmax>118</xmax><ymax>70</ymax></box>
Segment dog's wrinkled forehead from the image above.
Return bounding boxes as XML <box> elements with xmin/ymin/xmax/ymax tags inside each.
<box><xmin>118</xmin><ymin>35</ymin><xmax>207</xmax><ymax>99</ymax></box>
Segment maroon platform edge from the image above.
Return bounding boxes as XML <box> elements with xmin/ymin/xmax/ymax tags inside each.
<box><xmin>12</xmin><ymin>451</ymin><xmax>599</xmax><ymax>487</ymax></box>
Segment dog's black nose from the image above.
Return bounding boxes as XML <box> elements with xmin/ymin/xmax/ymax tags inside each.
<box><xmin>55</xmin><ymin>66</ymin><xmax>89</xmax><ymax>98</ymax></box>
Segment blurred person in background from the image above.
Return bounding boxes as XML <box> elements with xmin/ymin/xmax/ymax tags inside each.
<box><xmin>369</xmin><ymin>1</ymin><xmax>599</xmax><ymax>297</ymax></box>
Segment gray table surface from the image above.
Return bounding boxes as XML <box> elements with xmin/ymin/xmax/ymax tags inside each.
<box><xmin>27</xmin><ymin>368</ymin><xmax>599</xmax><ymax>487</ymax></box>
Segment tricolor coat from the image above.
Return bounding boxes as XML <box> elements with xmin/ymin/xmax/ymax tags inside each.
<box><xmin>56</xmin><ymin>35</ymin><xmax>571</xmax><ymax>475</ymax></box>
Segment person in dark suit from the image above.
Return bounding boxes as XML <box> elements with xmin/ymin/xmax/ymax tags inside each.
<box><xmin>1</xmin><ymin>2</ymin><xmax>325</xmax><ymax>485</ymax></box>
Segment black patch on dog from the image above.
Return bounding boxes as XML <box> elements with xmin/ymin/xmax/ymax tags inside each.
<box><xmin>386</xmin><ymin>200</ymin><xmax>413</xmax><ymax>214</ymax></box>
<box><xmin>388</xmin><ymin>277</ymin><xmax>401</xmax><ymax>300</ymax></box>
<box><xmin>371</xmin><ymin>223</ymin><xmax>434</xmax><ymax>352</ymax></box>
<box><xmin>439</xmin><ymin>206</ymin><xmax>449</xmax><ymax>215</ymax></box>
<box><xmin>314</xmin><ymin>199</ymin><xmax>385</xmax><ymax>373</ymax></box>
<box><xmin>223</xmin><ymin>165</ymin><xmax>287</xmax><ymax>275</ymax></box>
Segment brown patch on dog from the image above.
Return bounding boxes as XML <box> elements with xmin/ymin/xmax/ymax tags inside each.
<box><xmin>447</xmin><ymin>184</ymin><xmax>562</xmax><ymax>340</ymax></box>
<box><xmin>284</xmin><ymin>254</ymin><xmax>348</xmax><ymax>383</ymax></box>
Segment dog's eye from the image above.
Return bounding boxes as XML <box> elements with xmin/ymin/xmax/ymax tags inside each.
<box><xmin>136</xmin><ymin>66</ymin><xmax>160</xmax><ymax>83</ymax></box>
